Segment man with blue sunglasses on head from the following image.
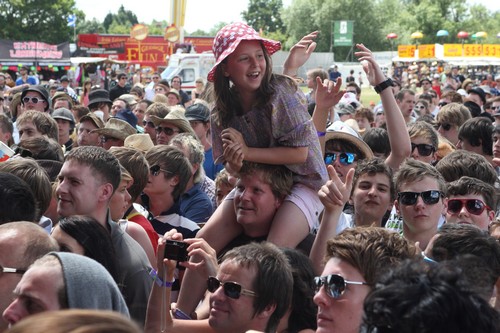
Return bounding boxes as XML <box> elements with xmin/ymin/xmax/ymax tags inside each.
<box><xmin>394</xmin><ymin>159</ymin><xmax>448</xmax><ymax>250</ymax></box>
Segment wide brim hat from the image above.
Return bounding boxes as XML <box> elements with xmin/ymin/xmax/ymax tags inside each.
<box><xmin>88</xmin><ymin>89</ymin><xmax>112</xmax><ymax>107</ymax></box>
<box><xmin>150</xmin><ymin>108</ymin><xmax>195</xmax><ymax>136</ymax></box>
<box><xmin>119</xmin><ymin>94</ymin><xmax>138</xmax><ymax>108</ymax></box>
<box><xmin>21</xmin><ymin>85</ymin><xmax>50</xmax><ymax>111</ymax></box>
<box><xmin>91</xmin><ymin>118</ymin><xmax>136</xmax><ymax>141</ymax></box>
<box><xmin>51</xmin><ymin>91</ymin><xmax>73</xmax><ymax>105</ymax></box>
<box><xmin>124</xmin><ymin>134</ymin><xmax>154</xmax><ymax>153</ymax></box>
<box><xmin>207</xmin><ymin>22</ymin><xmax>281</xmax><ymax>82</ymax></box>
<box><xmin>167</xmin><ymin>89</ymin><xmax>181</xmax><ymax>100</ymax></box>
<box><xmin>80</xmin><ymin>112</ymin><xmax>105</xmax><ymax>129</ymax></box>
<box><xmin>325</xmin><ymin>121</ymin><xmax>373</xmax><ymax>160</ymax></box>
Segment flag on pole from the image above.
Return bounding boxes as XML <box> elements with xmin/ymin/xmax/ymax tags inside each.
<box><xmin>67</xmin><ymin>14</ymin><xmax>76</xmax><ymax>27</ymax></box>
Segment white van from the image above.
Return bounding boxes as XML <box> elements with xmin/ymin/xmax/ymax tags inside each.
<box><xmin>161</xmin><ymin>52</ymin><xmax>215</xmax><ymax>93</ymax></box>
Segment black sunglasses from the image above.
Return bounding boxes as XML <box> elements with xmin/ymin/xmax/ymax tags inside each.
<box><xmin>155</xmin><ymin>126</ymin><xmax>179</xmax><ymax>136</ymax></box>
<box><xmin>397</xmin><ymin>190</ymin><xmax>443</xmax><ymax>206</ymax></box>
<box><xmin>410</xmin><ymin>143</ymin><xmax>435</xmax><ymax>156</ymax></box>
<box><xmin>314</xmin><ymin>274</ymin><xmax>368</xmax><ymax>299</ymax></box>
<box><xmin>438</xmin><ymin>102</ymin><xmax>448</xmax><ymax>107</ymax></box>
<box><xmin>447</xmin><ymin>198</ymin><xmax>491</xmax><ymax>216</ymax></box>
<box><xmin>14</xmin><ymin>146</ymin><xmax>32</xmax><ymax>158</ymax></box>
<box><xmin>437</xmin><ymin>123</ymin><xmax>452</xmax><ymax>131</ymax></box>
<box><xmin>149</xmin><ymin>164</ymin><xmax>170</xmax><ymax>176</ymax></box>
<box><xmin>207</xmin><ymin>276</ymin><xmax>257</xmax><ymax>299</ymax></box>
<box><xmin>142</xmin><ymin>120</ymin><xmax>155</xmax><ymax>128</ymax></box>
<box><xmin>324</xmin><ymin>152</ymin><xmax>356</xmax><ymax>166</ymax></box>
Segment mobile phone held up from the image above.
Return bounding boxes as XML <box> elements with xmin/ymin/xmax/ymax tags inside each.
<box><xmin>164</xmin><ymin>240</ymin><xmax>189</xmax><ymax>262</ymax></box>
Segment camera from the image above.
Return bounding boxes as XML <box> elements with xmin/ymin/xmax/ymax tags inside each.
<box><xmin>164</xmin><ymin>240</ymin><xmax>189</xmax><ymax>262</ymax></box>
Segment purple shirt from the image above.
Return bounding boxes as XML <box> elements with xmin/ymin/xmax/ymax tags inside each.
<box><xmin>211</xmin><ymin>76</ymin><xmax>327</xmax><ymax>191</ymax></box>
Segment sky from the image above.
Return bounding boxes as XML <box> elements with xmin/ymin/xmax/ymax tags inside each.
<box><xmin>74</xmin><ymin>0</ymin><xmax>289</xmax><ymax>33</ymax></box>
<box><xmin>74</xmin><ymin>0</ymin><xmax>499</xmax><ymax>34</ymax></box>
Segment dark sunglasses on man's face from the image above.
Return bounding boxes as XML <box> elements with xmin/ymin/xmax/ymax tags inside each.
<box><xmin>447</xmin><ymin>198</ymin><xmax>491</xmax><ymax>216</ymax></box>
<box><xmin>397</xmin><ymin>190</ymin><xmax>443</xmax><ymax>206</ymax></box>
<box><xmin>155</xmin><ymin>126</ymin><xmax>179</xmax><ymax>136</ymax></box>
<box><xmin>149</xmin><ymin>164</ymin><xmax>170</xmax><ymax>177</ymax></box>
<box><xmin>314</xmin><ymin>274</ymin><xmax>368</xmax><ymax>299</ymax></box>
<box><xmin>324</xmin><ymin>152</ymin><xmax>356</xmax><ymax>166</ymax></box>
<box><xmin>410</xmin><ymin>143</ymin><xmax>435</xmax><ymax>156</ymax></box>
<box><xmin>207</xmin><ymin>276</ymin><xmax>257</xmax><ymax>299</ymax></box>
<box><xmin>142</xmin><ymin>120</ymin><xmax>155</xmax><ymax>128</ymax></box>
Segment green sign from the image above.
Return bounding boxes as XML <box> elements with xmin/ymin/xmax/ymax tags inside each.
<box><xmin>334</xmin><ymin>21</ymin><xmax>354</xmax><ymax>47</ymax></box>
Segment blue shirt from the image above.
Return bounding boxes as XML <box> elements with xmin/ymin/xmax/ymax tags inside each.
<box><xmin>179</xmin><ymin>182</ymin><xmax>214</xmax><ymax>223</ymax></box>
<box><xmin>204</xmin><ymin>147</ymin><xmax>224</xmax><ymax>180</ymax></box>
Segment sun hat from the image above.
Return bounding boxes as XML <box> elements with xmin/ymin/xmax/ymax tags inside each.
<box><xmin>325</xmin><ymin>121</ymin><xmax>373</xmax><ymax>160</ymax></box>
<box><xmin>91</xmin><ymin>118</ymin><xmax>136</xmax><ymax>141</ymax></box>
<box><xmin>79</xmin><ymin>112</ymin><xmax>105</xmax><ymax>129</ymax></box>
<box><xmin>167</xmin><ymin>89</ymin><xmax>181</xmax><ymax>101</ymax></box>
<box><xmin>207</xmin><ymin>22</ymin><xmax>281</xmax><ymax>82</ymax></box>
<box><xmin>124</xmin><ymin>134</ymin><xmax>154</xmax><ymax>153</ymax></box>
<box><xmin>150</xmin><ymin>108</ymin><xmax>195</xmax><ymax>136</ymax></box>
<box><xmin>88</xmin><ymin>89</ymin><xmax>112</xmax><ymax>108</ymax></box>
<box><xmin>335</xmin><ymin>92</ymin><xmax>360</xmax><ymax>115</ymax></box>
<box><xmin>118</xmin><ymin>94</ymin><xmax>138</xmax><ymax>108</ymax></box>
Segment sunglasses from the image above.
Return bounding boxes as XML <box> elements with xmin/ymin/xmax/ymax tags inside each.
<box><xmin>143</xmin><ymin>120</ymin><xmax>155</xmax><ymax>128</ymax></box>
<box><xmin>14</xmin><ymin>146</ymin><xmax>33</xmax><ymax>158</ymax></box>
<box><xmin>314</xmin><ymin>274</ymin><xmax>368</xmax><ymax>299</ymax></box>
<box><xmin>100</xmin><ymin>136</ymin><xmax>119</xmax><ymax>143</ymax></box>
<box><xmin>1</xmin><ymin>264</ymin><xmax>26</xmax><ymax>277</ymax></box>
<box><xmin>155</xmin><ymin>126</ymin><xmax>179</xmax><ymax>136</ymax></box>
<box><xmin>207</xmin><ymin>276</ymin><xmax>257</xmax><ymax>299</ymax></box>
<box><xmin>410</xmin><ymin>143</ymin><xmax>435</xmax><ymax>156</ymax></box>
<box><xmin>324</xmin><ymin>152</ymin><xmax>356</xmax><ymax>166</ymax></box>
<box><xmin>22</xmin><ymin>97</ymin><xmax>45</xmax><ymax>104</ymax></box>
<box><xmin>447</xmin><ymin>198</ymin><xmax>491</xmax><ymax>216</ymax></box>
<box><xmin>397</xmin><ymin>190</ymin><xmax>443</xmax><ymax>206</ymax></box>
<box><xmin>414</xmin><ymin>105</ymin><xmax>426</xmax><ymax>109</ymax></box>
<box><xmin>149</xmin><ymin>164</ymin><xmax>170</xmax><ymax>176</ymax></box>
<box><xmin>437</xmin><ymin>123</ymin><xmax>452</xmax><ymax>131</ymax></box>
<box><xmin>492</xmin><ymin>106</ymin><xmax>500</xmax><ymax>111</ymax></box>
<box><xmin>152</xmin><ymin>76</ymin><xmax>160</xmax><ymax>80</ymax></box>
<box><xmin>154</xmin><ymin>87</ymin><xmax>165</xmax><ymax>92</ymax></box>
<box><xmin>438</xmin><ymin>102</ymin><xmax>448</xmax><ymax>107</ymax></box>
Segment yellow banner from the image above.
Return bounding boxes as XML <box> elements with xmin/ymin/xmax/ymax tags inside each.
<box><xmin>463</xmin><ymin>44</ymin><xmax>482</xmax><ymax>57</ymax></box>
<box><xmin>483</xmin><ymin>44</ymin><xmax>500</xmax><ymax>57</ymax></box>
<box><xmin>398</xmin><ymin>45</ymin><xmax>416</xmax><ymax>58</ymax></box>
<box><xmin>443</xmin><ymin>44</ymin><xmax>463</xmax><ymax>57</ymax></box>
<box><xmin>418</xmin><ymin>44</ymin><xmax>435</xmax><ymax>59</ymax></box>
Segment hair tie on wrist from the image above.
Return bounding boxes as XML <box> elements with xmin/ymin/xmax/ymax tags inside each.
<box><xmin>317</xmin><ymin>131</ymin><xmax>326</xmax><ymax>137</ymax></box>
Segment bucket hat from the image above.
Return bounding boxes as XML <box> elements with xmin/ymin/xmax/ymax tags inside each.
<box><xmin>91</xmin><ymin>118</ymin><xmax>136</xmax><ymax>141</ymax></box>
<box><xmin>207</xmin><ymin>22</ymin><xmax>281</xmax><ymax>82</ymax></box>
<box><xmin>124</xmin><ymin>134</ymin><xmax>154</xmax><ymax>153</ymax></box>
<box><xmin>150</xmin><ymin>108</ymin><xmax>195</xmax><ymax>136</ymax></box>
<box><xmin>325</xmin><ymin>121</ymin><xmax>373</xmax><ymax>160</ymax></box>
<box><xmin>88</xmin><ymin>89</ymin><xmax>112</xmax><ymax>107</ymax></box>
<box><xmin>21</xmin><ymin>85</ymin><xmax>50</xmax><ymax>111</ymax></box>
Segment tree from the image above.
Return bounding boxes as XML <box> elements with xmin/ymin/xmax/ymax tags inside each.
<box><xmin>102</xmin><ymin>5</ymin><xmax>138</xmax><ymax>33</ymax></box>
<box><xmin>77</xmin><ymin>18</ymin><xmax>106</xmax><ymax>34</ymax></box>
<box><xmin>0</xmin><ymin>0</ymin><xmax>77</xmax><ymax>43</ymax></box>
<box><xmin>242</xmin><ymin>0</ymin><xmax>285</xmax><ymax>34</ymax></box>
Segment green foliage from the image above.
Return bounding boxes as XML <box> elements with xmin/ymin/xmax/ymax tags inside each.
<box><xmin>102</xmin><ymin>5</ymin><xmax>138</xmax><ymax>33</ymax></box>
<box><xmin>242</xmin><ymin>0</ymin><xmax>285</xmax><ymax>33</ymax></box>
<box><xmin>0</xmin><ymin>0</ymin><xmax>77</xmax><ymax>43</ymax></box>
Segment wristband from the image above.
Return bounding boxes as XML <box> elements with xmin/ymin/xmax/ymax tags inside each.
<box><xmin>374</xmin><ymin>78</ymin><xmax>395</xmax><ymax>94</ymax></box>
<box><xmin>148</xmin><ymin>268</ymin><xmax>175</xmax><ymax>287</ymax></box>
<box><xmin>173</xmin><ymin>308</ymin><xmax>192</xmax><ymax>320</ymax></box>
<box><xmin>317</xmin><ymin>131</ymin><xmax>326</xmax><ymax>137</ymax></box>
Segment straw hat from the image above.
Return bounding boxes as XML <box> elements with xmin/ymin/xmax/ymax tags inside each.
<box><xmin>207</xmin><ymin>22</ymin><xmax>281</xmax><ymax>82</ymax></box>
<box><xmin>124</xmin><ymin>134</ymin><xmax>154</xmax><ymax>153</ymax></box>
<box><xmin>91</xmin><ymin>118</ymin><xmax>136</xmax><ymax>141</ymax></box>
<box><xmin>149</xmin><ymin>108</ymin><xmax>195</xmax><ymax>136</ymax></box>
<box><xmin>325</xmin><ymin>121</ymin><xmax>373</xmax><ymax>160</ymax></box>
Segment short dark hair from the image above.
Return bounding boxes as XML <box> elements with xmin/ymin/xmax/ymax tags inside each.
<box><xmin>171</xmin><ymin>75</ymin><xmax>182</xmax><ymax>85</ymax></box>
<box><xmin>447</xmin><ymin>176</ymin><xmax>496</xmax><ymax>212</ymax></box>
<box><xmin>145</xmin><ymin>145</ymin><xmax>191</xmax><ymax>201</ymax></box>
<box><xmin>65</xmin><ymin>146</ymin><xmax>121</xmax><ymax>194</ymax></box>
<box><xmin>362</xmin><ymin>128</ymin><xmax>390</xmax><ymax>157</ymax></box>
<box><xmin>395</xmin><ymin>89</ymin><xmax>415</xmax><ymax>102</ymax></box>
<box><xmin>458</xmin><ymin>117</ymin><xmax>494</xmax><ymax>156</ymax></box>
<box><xmin>117</xmin><ymin>73</ymin><xmax>127</xmax><ymax>80</ymax></box>
<box><xmin>222</xmin><ymin>242</ymin><xmax>293</xmax><ymax>333</ymax></box>
<box><xmin>17</xmin><ymin>136</ymin><xmax>64</xmax><ymax>162</ymax></box>
<box><xmin>361</xmin><ymin>260</ymin><xmax>500</xmax><ymax>333</ymax></box>
<box><xmin>435</xmin><ymin>150</ymin><xmax>497</xmax><ymax>185</ymax></box>
<box><xmin>0</xmin><ymin>172</ymin><xmax>36</xmax><ymax>224</ymax></box>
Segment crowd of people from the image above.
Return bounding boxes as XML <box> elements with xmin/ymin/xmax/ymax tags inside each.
<box><xmin>0</xmin><ymin>22</ymin><xmax>499</xmax><ymax>333</ymax></box>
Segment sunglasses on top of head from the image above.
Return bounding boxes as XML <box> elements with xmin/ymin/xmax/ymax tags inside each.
<box><xmin>207</xmin><ymin>276</ymin><xmax>257</xmax><ymax>299</ymax></box>
<box><xmin>397</xmin><ymin>190</ymin><xmax>443</xmax><ymax>206</ymax></box>
<box><xmin>410</xmin><ymin>143</ymin><xmax>435</xmax><ymax>156</ymax></box>
<box><xmin>324</xmin><ymin>152</ymin><xmax>356</xmax><ymax>166</ymax></box>
<box><xmin>314</xmin><ymin>274</ymin><xmax>369</xmax><ymax>299</ymax></box>
<box><xmin>447</xmin><ymin>198</ymin><xmax>491</xmax><ymax>216</ymax></box>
